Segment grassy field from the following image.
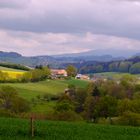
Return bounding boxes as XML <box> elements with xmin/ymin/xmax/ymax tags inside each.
<box><xmin>93</xmin><ymin>72</ymin><xmax>139</xmax><ymax>80</ymax></box>
<box><xmin>0</xmin><ymin>117</ymin><xmax>139</xmax><ymax>140</ymax></box>
<box><xmin>0</xmin><ymin>64</ymin><xmax>89</xmax><ymax>113</ymax></box>
<box><xmin>0</xmin><ymin>79</ymin><xmax>89</xmax><ymax>113</ymax></box>
<box><xmin>0</xmin><ymin>66</ymin><xmax>25</xmax><ymax>72</ymax></box>
<box><xmin>0</xmin><ymin>79</ymin><xmax>89</xmax><ymax>100</ymax></box>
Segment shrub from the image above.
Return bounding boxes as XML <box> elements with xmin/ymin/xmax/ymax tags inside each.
<box><xmin>118</xmin><ymin>111</ymin><xmax>140</xmax><ymax>126</ymax></box>
<box><xmin>46</xmin><ymin>111</ymin><xmax>83</xmax><ymax>121</ymax></box>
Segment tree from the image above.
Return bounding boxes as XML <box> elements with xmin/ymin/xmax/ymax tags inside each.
<box><xmin>74</xmin><ymin>88</ymin><xmax>87</xmax><ymax>113</ymax></box>
<box><xmin>11</xmin><ymin>97</ymin><xmax>30</xmax><ymax>113</ymax></box>
<box><xmin>0</xmin><ymin>86</ymin><xmax>17</xmax><ymax>109</ymax></box>
<box><xmin>66</xmin><ymin>65</ymin><xmax>77</xmax><ymax>77</ymax></box>
<box><xmin>42</xmin><ymin>66</ymin><xmax>51</xmax><ymax>78</ymax></box>
<box><xmin>21</xmin><ymin>71</ymin><xmax>32</xmax><ymax>82</ymax></box>
<box><xmin>109</xmin><ymin>62</ymin><xmax>119</xmax><ymax>72</ymax></box>
<box><xmin>83</xmin><ymin>96</ymin><xmax>99</xmax><ymax>122</ymax></box>
<box><xmin>97</xmin><ymin>96</ymin><xmax>117</xmax><ymax>123</ymax></box>
<box><xmin>24</xmin><ymin>67</ymin><xmax>51</xmax><ymax>82</ymax></box>
<box><xmin>92</xmin><ymin>86</ymin><xmax>100</xmax><ymax>97</ymax></box>
<box><xmin>0</xmin><ymin>86</ymin><xmax>30</xmax><ymax>113</ymax></box>
<box><xmin>118</xmin><ymin>61</ymin><xmax>132</xmax><ymax>73</ymax></box>
<box><xmin>86</xmin><ymin>82</ymin><xmax>95</xmax><ymax>95</ymax></box>
<box><xmin>129</xmin><ymin>62</ymin><xmax>140</xmax><ymax>74</ymax></box>
<box><xmin>55</xmin><ymin>101</ymin><xmax>74</xmax><ymax>112</ymax></box>
<box><xmin>95</xmin><ymin>65</ymin><xmax>103</xmax><ymax>73</ymax></box>
<box><xmin>117</xmin><ymin>99</ymin><xmax>132</xmax><ymax>115</ymax></box>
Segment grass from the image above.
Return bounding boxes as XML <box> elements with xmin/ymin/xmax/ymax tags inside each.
<box><xmin>0</xmin><ymin>80</ymin><xmax>67</xmax><ymax>100</ymax></box>
<box><xmin>0</xmin><ymin>79</ymin><xmax>89</xmax><ymax>101</ymax></box>
<box><xmin>31</xmin><ymin>101</ymin><xmax>56</xmax><ymax>113</ymax></box>
<box><xmin>0</xmin><ymin>78</ymin><xmax>89</xmax><ymax>113</ymax></box>
<box><xmin>0</xmin><ymin>66</ymin><xmax>25</xmax><ymax>72</ymax></box>
<box><xmin>93</xmin><ymin>72</ymin><xmax>139</xmax><ymax>80</ymax></box>
<box><xmin>0</xmin><ymin>117</ymin><xmax>139</xmax><ymax>140</ymax></box>
<box><xmin>59</xmin><ymin>78</ymin><xmax>89</xmax><ymax>88</ymax></box>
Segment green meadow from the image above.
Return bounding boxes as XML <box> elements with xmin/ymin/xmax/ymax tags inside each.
<box><xmin>0</xmin><ymin>117</ymin><xmax>139</xmax><ymax>140</ymax></box>
<box><xmin>0</xmin><ymin>79</ymin><xmax>89</xmax><ymax>100</ymax></box>
<box><xmin>0</xmin><ymin>79</ymin><xmax>89</xmax><ymax>113</ymax></box>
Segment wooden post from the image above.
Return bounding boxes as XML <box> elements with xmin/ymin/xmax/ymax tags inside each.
<box><xmin>30</xmin><ymin>116</ymin><xmax>34</xmax><ymax>137</ymax></box>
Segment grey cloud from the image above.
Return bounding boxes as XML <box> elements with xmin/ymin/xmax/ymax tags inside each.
<box><xmin>0</xmin><ymin>0</ymin><xmax>140</xmax><ymax>56</ymax></box>
<box><xmin>0</xmin><ymin>0</ymin><xmax>31</xmax><ymax>9</ymax></box>
<box><xmin>0</xmin><ymin>0</ymin><xmax>139</xmax><ymax>40</ymax></box>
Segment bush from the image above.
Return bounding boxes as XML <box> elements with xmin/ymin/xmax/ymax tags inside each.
<box><xmin>118</xmin><ymin>111</ymin><xmax>140</xmax><ymax>126</ymax></box>
<box><xmin>0</xmin><ymin>109</ymin><xmax>16</xmax><ymax>118</ymax></box>
<box><xmin>46</xmin><ymin>111</ymin><xmax>83</xmax><ymax>121</ymax></box>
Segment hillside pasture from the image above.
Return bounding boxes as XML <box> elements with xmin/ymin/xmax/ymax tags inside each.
<box><xmin>0</xmin><ymin>79</ymin><xmax>89</xmax><ymax>100</ymax></box>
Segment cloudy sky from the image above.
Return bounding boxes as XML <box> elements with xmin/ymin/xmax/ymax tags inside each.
<box><xmin>0</xmin><ymin>0</ymin><xmax>140</xmax><ymax>56</ymax></box>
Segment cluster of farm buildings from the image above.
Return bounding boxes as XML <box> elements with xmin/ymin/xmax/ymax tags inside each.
<box><xmin>50</xmin><ymin>69</ymin><xmax>90</xmax><ymax>80</ymax></box>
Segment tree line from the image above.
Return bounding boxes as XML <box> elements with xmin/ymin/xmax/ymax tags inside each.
<box><xmin>78</xmin><ymin>61</ymin><xmax>140</xmax><ymax>74</ymax></box>
<box><xmin>46</xmin><ymin>75</ymin><xmax>140</xmax><ymax>126</ymax></box>
<box><xmin>61</xmin><ymin>56</ymin><xmax>140</xmax><ymax>74</ymax></box>
<box><xmin>0</xmin><ymin>63</ymin><xmax>30</xmax><ymax>71</ymax></box>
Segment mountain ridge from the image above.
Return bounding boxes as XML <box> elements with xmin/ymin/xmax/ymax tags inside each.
<box><xmin>0</xmin><ymin>50</ymin><xmax>140</xmax><ymax>68</ymax></box>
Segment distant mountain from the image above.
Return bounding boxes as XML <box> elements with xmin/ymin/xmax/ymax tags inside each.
<box><xmin>53</xmin><ymin>49</ymin><xmax>126</xmax><ymax>62</ymax></box>
<box><xmin>0</xmin><ymin>51</ymin><xmax>57</xmax><ymax>67</ymax></box>
<box><xmin>0</xmin><ymin>51</ymin><xmax>22</xmax><ymax>58</ymax></box>
<box><xmin>55</xmin><ymin>55</ymin><xmax>124</xmax><ymax>63</ymax></box>
<box><xmin>1</xmin><ymin>50</ymin><xmax>140</xmax><ymax>68</ymax></box>
<box><xmin>53</xmin><ymin>49</ymin><xmax>139</xmax><ymax>58</ymax></box>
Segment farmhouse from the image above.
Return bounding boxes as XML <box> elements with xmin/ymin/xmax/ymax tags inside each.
<box><xmin>51</xmin><ymin>69</ymin><xmax>67</xmax><ymax>78</ymax></box>
<box><xmin>75</xmin><ymin>74</ymin><xmax>90</xmax><ymax>80</ymax></box>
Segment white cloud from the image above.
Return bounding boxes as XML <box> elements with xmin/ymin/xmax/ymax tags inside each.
<box><xmin>0</xmin><ymin>0</ymin><xmax>140</xmax><ymax>55</ymax></box>
<box><xmin>1</xmin><ymin>30</ymin><xmax>140</xmax><ymax>56</ymax></box>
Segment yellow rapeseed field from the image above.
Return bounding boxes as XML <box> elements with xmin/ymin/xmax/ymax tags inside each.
<box><xmin>1</xmin><ymin>70</ymin><xmax>25</xmax><ymax>79</ymax></box>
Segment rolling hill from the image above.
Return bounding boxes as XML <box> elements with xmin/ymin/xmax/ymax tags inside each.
<box><xmin>0</xmin><ymin>51</ymin><xmax>127</xmax><ymax>68</ymax></box>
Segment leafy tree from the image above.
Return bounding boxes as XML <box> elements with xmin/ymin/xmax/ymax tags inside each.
<box><xmin>97</xmin><ymin>96</ymin><xmax>117</xmax><ymax>123</ymax></box>
<box><xmin>22</xmin><ymin>66</ymin><xmax>51</xmax><ymax>82</ymax></box>
<box><xmin>11</xmin><ymin>97</ymin><xmax>30</xmax><ymax>113</ymax></box>
<box><xmin>0</xmin><ymin>86</ymin><xmax>17</xmax><ymax>109</ymax></box>
<box><xmin>0</xmin><ymin>86</ymin><xmax>30</xmax><ymax>113</ymax></box>
<box><xmin>74</xmin><ymin>88</ymin><xmax>87</xmax><ymax>113</ymax></box>
<box><xmin>55</xmin><ymin>101</ymin><xmax>74</xmax><ymax>112</ymax></box>
<box><xmin>129</xmin><ymin>62</ymin><xmax>140</xmax><ymax>74</ymax></box>
<box><xmin>92</xmin><ymin>86</ymin><xmax>100</xmax><ymax>97</ymax></box>
<box><xmin>118</xmin><ymin>61</ymin><xmax>132</xmax><ymax>73</ymax></box>
<box><xmin>66</xmin><ymin>65</ymin><xmax>77</xmax><ymax>77</ymax></box>
<box><xmin>86</xmin><ymin>82</ymin><xmax>94</xmax><ymax>95</ymax></box>
<box><xmin>21</xmin><ymin>71</ymin><xmax>32</xmax><ymax>82</ymax></box>
<box><xmin>118</xmin><ymin>111</ymin><xmax>140</xmax><ymax>126</ymax></box>
<box><xmin>95</xmin><ymin>65</ymin><xmax>103</xmax><ymax>73</ymax></box>
<box><xmin>42</xmin><ymin>66</ymin><xmax>51</xmax><ymax>78</ymax></box>
<box><xmin>83</xmin><ymin>96</ymin><xmax>99</xmax><ymax>122</ymax></box>
<box><xmin>117</xmin><ymin>99</ymin><xmax>132</xmax><ymax>115</ymax></box>
<box><xmin>109</xmin><ymin>62</ymin><xmax>119</xmax><ymax>72</ymax></box>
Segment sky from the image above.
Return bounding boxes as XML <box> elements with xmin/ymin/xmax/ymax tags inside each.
<box><xmin>0</xmin><ymin>0</ymin><xmax>140</xmax><ymax>56</ymax></box>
